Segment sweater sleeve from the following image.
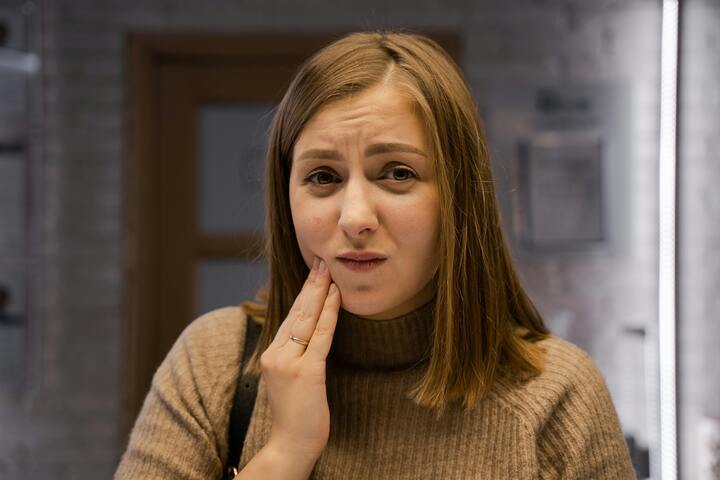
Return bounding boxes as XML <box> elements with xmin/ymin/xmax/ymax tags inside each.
<box><xmin>114</xmin><ymin>307</ymin><xmax>247</xmax><ymax>480</ymax></box>
<box><xmin>536</xmin><ymin>344</ymin><xmax>636</xmax><ymax>480</ymax></box>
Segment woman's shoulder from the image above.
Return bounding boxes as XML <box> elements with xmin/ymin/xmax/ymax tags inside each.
<box><xmin>535</xmin><ymin>334</ymin><xmax>604</xmax><ymax>384</ymax></box>
<box><xmin>182</xmin><ymin>305</ymin><xmax>249</xmax><ymax>344</ymax></box>
<box><xmin>492</xmin><ymin>336</ymin><xmax>634</xmax><ymax>475</ymax></box>
<box><xmin>162</xmin><ymin>306</ymin><xmax>254</xmax><ymax>388</ymax></box>
<box><xmin>491</xmin><ymin>334</ymin><xmax>614</xmax><ymax>429</ymax></box>
<box><xmin>117</xmin><ymin>306</ymin><xmax>256</xmax><ymax>478</ymax></box>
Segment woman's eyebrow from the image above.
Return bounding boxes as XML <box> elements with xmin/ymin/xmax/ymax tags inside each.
<box><xmin>365</xmin><ymin>143</ymin><xmax>427</xmax><ymax>157</ymax></box>
<box><xmin>296</xmin><ymin>143</ymin><xmax>426</xmax><ymax>162</ymax></box>
<box><xmin>296</xmin><ymin>149</ymin><xmax>342</xmax><ymax>162</ymax></box>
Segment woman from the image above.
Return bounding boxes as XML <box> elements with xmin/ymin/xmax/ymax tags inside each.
<box><xmin>115</xmin><ymin>31</ymin><xmax>635</xmax><ymax>479</ymax></box>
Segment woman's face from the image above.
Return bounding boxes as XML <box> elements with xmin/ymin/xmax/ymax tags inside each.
<box><xmin>289</xmin><ymin>82</ymin><xmax>440</xmax><ymax>320</ymax></box>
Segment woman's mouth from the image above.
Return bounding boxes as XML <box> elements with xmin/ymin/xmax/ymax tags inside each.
<box><xmin>337</xmin><ymin>258</ymin><xmax>387</xmax><ymax>272</ymax></box>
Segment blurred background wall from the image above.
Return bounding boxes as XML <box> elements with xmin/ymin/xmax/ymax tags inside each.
<box><xmin>679</xmin><ymin>1</ymin><xmax>720</xmax><ymax>477</ymax></box>
<box><xmin>0</xmin><ymin>0</ymin><xmax>717</xmax><ymax>478</ymax></box>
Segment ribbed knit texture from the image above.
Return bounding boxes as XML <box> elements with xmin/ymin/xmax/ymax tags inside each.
<box><xmin>115</xmin><ymin>303</ymin><xmax>636</xmax><ymax>479</ymax></box>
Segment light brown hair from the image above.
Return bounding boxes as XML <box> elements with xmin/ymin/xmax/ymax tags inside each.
<box><xmin>242</xmin><ymin>31</ymin><xmax>549</xmax><ymax>416</ymax></box>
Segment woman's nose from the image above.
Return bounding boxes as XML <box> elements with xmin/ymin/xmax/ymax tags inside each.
<box><xmin>337</xmin><ymin>180</ymin><xmax>379</xmax><ymax>238</ymax></box>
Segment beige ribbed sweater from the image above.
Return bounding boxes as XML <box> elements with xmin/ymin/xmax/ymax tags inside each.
<box><xmin>115</xmin><ymin>301</ymin><xmax>636</xmax><ymax>479</ymax></box>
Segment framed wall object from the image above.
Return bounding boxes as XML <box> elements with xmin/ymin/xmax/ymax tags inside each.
<box><xmin>514</xmin><ymin>132</ymin><xmax>606</xmax><ymax>251</ymax></box>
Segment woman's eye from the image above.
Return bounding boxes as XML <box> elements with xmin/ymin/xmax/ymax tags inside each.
<box><xmin>384</xmin><ymin>167</ymin><xmax>417</xmax><ymax>181</ymax></box>
<box><xmin>306</xmin><ymin>170</ymin><xmax>337</xmax><ymax>185</ymax></box>
<box><xmin>305</xmin><ymin>166</ymin><xmax>416</xmax><ymax>186</ymax></box>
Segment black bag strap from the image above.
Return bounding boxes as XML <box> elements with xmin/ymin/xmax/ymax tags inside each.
<box><xmin>224</xmin><ymin>314</ymin><xmax>262</xmax><ymax>479</ymax></box>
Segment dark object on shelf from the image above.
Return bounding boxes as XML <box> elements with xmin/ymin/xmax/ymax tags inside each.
<box><xmin>622</xmin><ymin>326</ymin><xmax>647</xmax><ymax>337</ymax></box>
<box><xmin>535</xmin><ymin>87</ymin><xmax>592</xmax><ymax>114</ymax></box>
<box><xmin>625</xmin><ymin>435</ymin><xmax>650</xmax><ymax>479</ymax></box>
<box><xmin>0</xmin><ymin>285</ymin><xmax>24</xmax><ymax>325</ymax></box>
<box><xmin>0</xmin><ymin>141</ymin><xmax>27</xmax><ymax>154</ymax></box>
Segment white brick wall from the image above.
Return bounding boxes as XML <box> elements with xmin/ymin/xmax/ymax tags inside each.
<box><xmin>1</xmin><ymin>0</ymin><xmax>714</xmax><ymax>478</ymax></box>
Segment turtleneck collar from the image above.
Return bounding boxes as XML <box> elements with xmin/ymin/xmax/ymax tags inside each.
<box><xmin>328</xmin><ymin>297</ymin><xmax>436</xmax><ymax>370</ymax></box>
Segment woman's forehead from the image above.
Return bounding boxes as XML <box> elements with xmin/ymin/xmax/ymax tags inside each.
<box><xmin>294</xmin><ymin>84</ymin><xmax>427</xmax><ymax>156</ymax></box>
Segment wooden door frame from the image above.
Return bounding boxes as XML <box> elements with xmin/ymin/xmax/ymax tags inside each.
<box><xmin>122</xmin><ymin>31</ymin><xmax>461</xmax><ymax>444</ymax></box>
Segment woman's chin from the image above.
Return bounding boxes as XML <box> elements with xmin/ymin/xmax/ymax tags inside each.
<box><xmin>339</xmin><ymin>295</ymin><xmax>389</xmax><ymax>319</ymax></box>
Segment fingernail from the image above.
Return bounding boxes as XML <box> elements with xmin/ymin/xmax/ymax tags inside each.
<box><xmin>329</xmin><ymin>283</ymin><xmax>337</xmax><ymax>295</ymax></box>
<box><xmin>318</xmin><ymin>258</ymin><xmax>327</xmax><ymax>273</ymax></box>
<box><xmin>312</xmin><ymin>256</ymin><xmax>319</xmax><ymax>271</ymax></box>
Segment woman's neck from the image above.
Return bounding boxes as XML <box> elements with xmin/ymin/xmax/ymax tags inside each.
<box><xmin>328</xmin><ymin>296</ymin><xmax>435</xmax><ymax>370</ymax></box>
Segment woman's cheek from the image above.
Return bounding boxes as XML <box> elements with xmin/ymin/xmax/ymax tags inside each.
<box><xmin>311</xmin><ymin>214</ymin><xmax>324</xmax><ymax>228</ymax></box>
<box><xmin>296</xmin><ymin>213</ymin><xmax>329</xmax><ymax>260</ymax></box>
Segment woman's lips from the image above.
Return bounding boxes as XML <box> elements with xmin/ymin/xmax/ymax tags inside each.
<box><xmin>338</xmin><ymin>258</ymin><xmax>387</xmax><ymax>272</ymax></box>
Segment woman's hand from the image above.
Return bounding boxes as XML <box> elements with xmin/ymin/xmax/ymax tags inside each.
<box><xmin>259</xmin><ymin>256</ymin><xmax>341</xmax><ymax>464</ymax></box>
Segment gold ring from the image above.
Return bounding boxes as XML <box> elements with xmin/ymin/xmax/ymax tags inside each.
<box><xmin>290</xmin><ymin>336</ymin><xmax>310</xmax><ymax>347</ymax></box>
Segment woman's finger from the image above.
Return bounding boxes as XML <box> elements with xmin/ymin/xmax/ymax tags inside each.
<box><xmin>267</xmin><ymin>257</ymin><xmax>329</xmax><ymax>351</ymax></box>
<box><xmin>303</xmin><ymin>282</ymin><xmax>341</xmax><ymax>361</ymax></box>
<box><xmin>285</xmin><ymin>259</ymin><xmax>331</xmax><ymax>355</ymax></box>
<box><xmin>266</xmin><ymin>258</ymin><xmax>317</xmax><ymax>351</ymax></box>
